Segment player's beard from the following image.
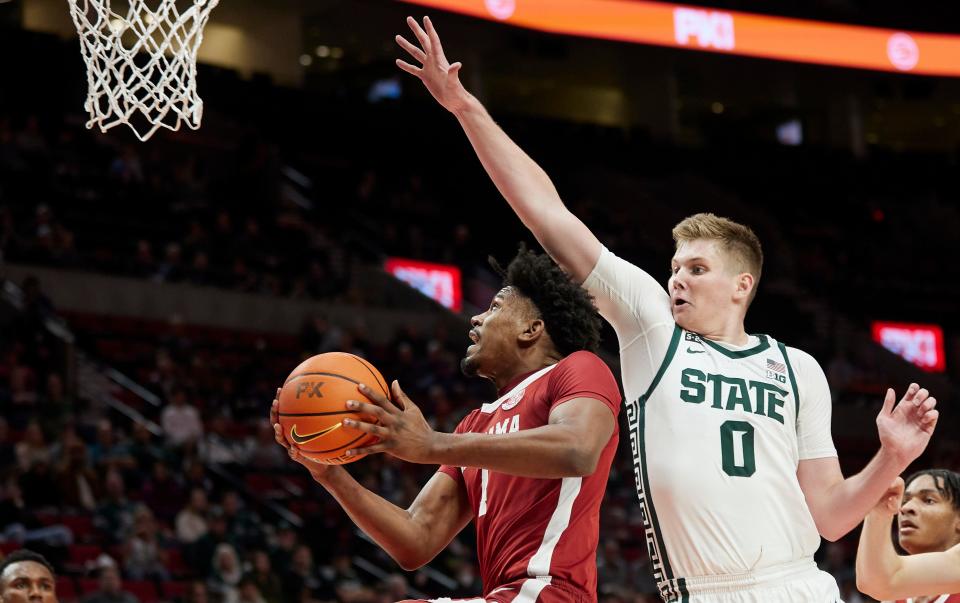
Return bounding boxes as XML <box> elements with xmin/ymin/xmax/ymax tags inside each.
<box><xmin>460</xmin><ymin>354</ymin><xmax>479</xmax><ymax>377</ymax></box>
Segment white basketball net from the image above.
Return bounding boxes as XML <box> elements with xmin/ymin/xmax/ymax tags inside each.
<box><xmin>66</xmin><ymin>0</ymin><xmax>220</xmax><ymax>141</ymax></box>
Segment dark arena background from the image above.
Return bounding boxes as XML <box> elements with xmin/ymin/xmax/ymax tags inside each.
<box><xmin>1</xmin><ymin>0</ymin><xmax>958</xmax><ymax>601</ymax></box>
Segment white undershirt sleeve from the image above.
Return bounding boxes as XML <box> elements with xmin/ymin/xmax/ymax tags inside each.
<box><xmin>788</xmin><ymin>346</ymin><xmax>839</xmax><ymax>460</ymax></box>
<box><xmin>582</xmin><ymin>246</ymin><xmax>676</xmax><ymax>398</ymax></box>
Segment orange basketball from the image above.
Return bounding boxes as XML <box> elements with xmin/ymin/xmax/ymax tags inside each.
<box><xmin>277</xmin><ymin>352</ymin><xmax>390</xmax><ymax>465</ymax></box>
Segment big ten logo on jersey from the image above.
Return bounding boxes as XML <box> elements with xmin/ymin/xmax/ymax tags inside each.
<box><xmin>295</xmin><ymin>382</ymin><xmax>325</xmax><ymax>398</ymax></box>
<box><xmin>765</xmin><ymin>357</ymin><xmax>787</xmax><ymax>384</ymax></box>
<box><xmin>487</xmin><ymin>414</ymin><xmax>520</xmax><ymax>435</ymax></box>
<box><xmin>684</xmin><ymin>332</ymin><xmax>702</xmax><ymax>343</ymax></box>
<box><xmin>673</xmin><ymin>7</ymin><xmax>735</xmax><ymax>51</ymax></box>
<box><xmin>679</xmin><ymin>368</ymin><xmax>788</xmax><ymax>424</ymax></box>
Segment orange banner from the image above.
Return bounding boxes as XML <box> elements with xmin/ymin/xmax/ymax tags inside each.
<box><xmin>397</xmin><ymin>0</ymin><xmax>960</xmax><ymax>77</ymax></box>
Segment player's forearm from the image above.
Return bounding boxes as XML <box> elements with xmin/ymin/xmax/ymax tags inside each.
<box><xmin>816</xmin><ymin>448</ymin><xmax>905</xmax><ymax>540</ymax></box>
<box><xmin>313</xmin><ymin>467</ymin><xmax>430</xmax><ymax>568</ymax></box>
<box><xmin>452</xmin><ymin>97</ymin><xmax>566</xmax><ymax>241</ymax></box>
<box><xmin>856</xmin><ymin>510</ymin><xmax>904</xmax><ymax>598</ymax></box>
<box><xmin>430</xmin><ymin>425</ymin><xmax>599</xmax><ymax>478</ymax></box>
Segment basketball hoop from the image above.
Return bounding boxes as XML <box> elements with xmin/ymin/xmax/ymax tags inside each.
<box><xmin>66</xmin><ymin>0</ymin><xmax>220</xmax><ymax>141</ymax></box>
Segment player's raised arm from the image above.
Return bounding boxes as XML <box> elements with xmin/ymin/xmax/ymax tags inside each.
<box><xmin>270</xmin><ymin>396</ymin><xmax>472</xmax><ymax>570</ymax></box>
<box><xmin>857</xmin><ymin>478</ymin><xmax>960</xmax><ymax>599</ymax></box>
<box><xmin>396</xmin><ymin>16</ymin><xmax>601</xmax><ymax>282</ymax></box>
<box><xmin>797</xmin><ymin>381</ymin><xmax>938</xmax><ymax>541</ymax></box>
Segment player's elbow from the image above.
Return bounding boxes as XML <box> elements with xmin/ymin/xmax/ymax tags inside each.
<box><xmin>818</xmin><ymin>525</ymin><xmax>846</xmax><ymax>542</ymax></box>
<box><xmin>855</xmin><ymin>574</ymin><xmax>892</xmax><ymax>601</ymax></box>
<box><xmin>810</xmin><ymin>512</ymin><xmax>848</xmax><ymax>542</ymax></box>
<box><xmin>567</xmin><ymin>446</ymin><xmax>601</xmax><ymax>477</ymax></box>
<box><xmin>395</xmin><ymin>555</ymin><xmax>426</xmax><ymax>572</ymax></box>
<box><xmin>390</xmin><ymin>548</ymin><xmax>432</xmax><ymax>572</ymax></box>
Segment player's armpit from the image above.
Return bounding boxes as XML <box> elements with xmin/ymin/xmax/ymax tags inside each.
<box><xmin>403</xmin><ymin>472</ymin><xmax>473</xmax><ymax>570</ymax></box>
<box><xmin>548</xmin><ymin>396</ymin><xmax>616</xmax><ymax>476</ymax></box>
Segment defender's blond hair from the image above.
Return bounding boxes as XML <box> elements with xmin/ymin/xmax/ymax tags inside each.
<box><xmin>672</xmin><ymin>213</ymin><xmax>763</xmax><ymax>304</ymax></box>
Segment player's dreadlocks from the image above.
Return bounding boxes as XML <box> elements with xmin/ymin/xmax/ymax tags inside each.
<box><xmin>490</xmin><ymin>244</ymin><xmax>602</xmax><ymax>356</ymax></box>
<box><xmin>905</xmin><ymin>468</ymin><xmax>960</xmax><ymax>512</ymax></box>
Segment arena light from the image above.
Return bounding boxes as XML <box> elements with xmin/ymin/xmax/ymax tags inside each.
<box><xmin>385</xmin><ymin>258</ymin><xmax>463</xmax><ymax>312</ymax></box>
<box><xmin>871</xmin><ymin>321</ymin><xmax>946</xmax><ymax>373</ymax></box>
<box><xmin>397</xmin><ymin>0</ymin><xmax>960</xmax><ymax>77</ymax></box>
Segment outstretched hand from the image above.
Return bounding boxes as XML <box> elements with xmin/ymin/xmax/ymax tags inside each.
<box><xmin>876</xmin><ymin>383</ymin><xmax>938</xmax><ymax>466</ymax></box>
<box><xmin>395</xmin><ymin>16</ymin><xmax>470</xmax><ymax>113</ymax></box>
<box><xmin>270</xmin><ymin>389</ymin><xmax>331</xmax><ymax>479</ymax></box>
<box><xmin>343</xmin><ymin>381</ymin><xmax>439</xmax><ymax>464</ymax></box>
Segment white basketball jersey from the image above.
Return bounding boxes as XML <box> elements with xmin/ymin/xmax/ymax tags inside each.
<box><xmin>583</xmin><ymin>247</ymin><xmax>837</xmax><ymax>602</ymax></box>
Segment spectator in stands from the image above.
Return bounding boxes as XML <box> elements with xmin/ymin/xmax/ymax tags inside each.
<box><xmin>182</xmin><ymin>460</ymin><xmax>213</xmax><ymax>494</ymax></box>
<box><xmin>246</xmin><ymin>424</ymin><xmax>286</xmax><ymax>471</ymax></box>
<box><xmin>129</xmin><ymin>240</ymin><xmax>157</xmax><ymax>279</ymax></box>
<box><xmin>39</xmin><ymin>374</ymin><xmax>72</xmax><ymax>432</ymax></box>
<box><xmin>220</xmin><ymin>491</ymin><xmax>262</xmax><ymax>551</ymax></box>
<box><xmin>207</xmin><ymin>543</ymin><xmax>242</xmax><ymax>603</ymax></box>
<box><xmin>161</xmin><ymin>388</ymin><xmax>203</xmax><ymax>449</ymax></box>
<box><xmin>0</xmin><ymin>549</ymin><xmax>58</xmax><ymax>603</ymax></box>
<box><xmin>15</xmin><ymin>421</ymin><xmax>50</xmax><ymax>472</ymax></box>
<box><xmin>236</xmin><ymin>578</ymin><xmax>266</xmax><ymax>603</ymax></box>
<box><xmin>88</xmin><ymin>420</ymin><xmax>135</xmax><ymax>474</ymax></box>
<box><xmin>267</xmin><ymin>523</ymin><xmax>298</xmax><ymax>573</ymax></box>
<box><xmin>0</xmin><ymin>477</ymin><xmax>72</xmax><ymax>548</ymax></box>
<box><xmin>81</xmin><ymin>564</ymin><xmax>139</xmax><ymax>603</ymax></box>
<box><xmin>175</xmin><ymin>488</ymin><xmax>209</xmax><ymax>545</ymax></box>
<box><xmin>141</xmin><ymin>460</ymin><xmax>186</xmax><ymax>524</ymax></box>
<box><xmin>108</xmin><ymin>145</ymin><xmax>144</xmax><ymax>185</ymax></box>
<box><xmin>124</xmin><ymin>505</ymin><xmax>169</xmax><ymax>581</ymax></box>
<box><xmin>188</xmin><ymin>509</ymin><xmax>230</xmax><ymax>578</ymax></box>
<box><xmin>282</xmin><ymin>544</ymin><xmax>326</xmax><ymax>603</ymax></box>
<box><xmin>245</xmin><ymin>550</ymin><xmax>281</xmax><ymax>603</ymax></box>
<box><xmin>55</xmin><ymin>439</ymin><xmax>99</xmax><ymax>511</ymax></box>
<box><xmin>94</xmin><ymin>470</ymin><xmax>134</xmax><ymax>545</ymax></box>
<box><xmin>126</xmin><ymin>424</ymin><xmax>164</xmax><ymax>476</ymax></box>
<box><xmin>197</xmin><ymin>415</ymin><xmax>249</xmax><ymax>467</ymax></box>
<box><xmin>154</xmin><ymin>242</ymin><xmax>185</xmax><ymax>283</ymax></box>
<box><xmin>186</xmin><ymin>581</ymin><xmax>209</xmax><ymax>603</ymax></box>
<box><xmin>187</xmin><ymin>251</ymin><xmax>213</xmax><ymax>287</ymax></box>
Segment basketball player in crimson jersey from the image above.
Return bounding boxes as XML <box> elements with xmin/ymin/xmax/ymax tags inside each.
<box><xmin>271</xmin><ymin>247</ymin><xmax>621</xmax><ymax>603</ymax></box>
<box><xmin>858</xmin><ymin>469</ymin><xmax>960</xmax><ymax>602</ymax></box>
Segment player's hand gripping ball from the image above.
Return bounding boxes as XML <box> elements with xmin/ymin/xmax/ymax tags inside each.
<box><xmin>277</xmin><ymin>352</ymin><xmax>391</xmax><ymax>464</ymax></box>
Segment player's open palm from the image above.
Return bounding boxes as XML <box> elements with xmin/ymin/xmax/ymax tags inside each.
<box><xmin>396</xmin><ymin>16</ymin><xmax>469</xmax><ymax>113</ymax></box>
<box><xmin>876</xmin><ymin>383</ymin><xmax>938</xmax><ymax>466</ymax></box>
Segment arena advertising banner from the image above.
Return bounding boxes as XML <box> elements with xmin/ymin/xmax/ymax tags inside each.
<box><xmin>398</xmin><ymin>0</ymin><xmax>960</xmax><ymax>77</ymax></box>
<box><xmin>385</xmin><ymin>257</ymin><xmax>463</xmax><ymax>312</ymax></box>
<box><xmin>871</xmin><ymin>321</ymin><xmax>946</xmax><ymax>373</ymax></box>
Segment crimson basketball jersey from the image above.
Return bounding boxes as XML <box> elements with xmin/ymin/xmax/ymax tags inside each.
<box><xmin>438</xmin><ymin>351</ymin><xmax>621</xmax><ymax>601</ymax></box>
<box><xmin>894</xmin><ymin>596</ymin><xmax>960</xmax><ymax>603</ymax></box>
